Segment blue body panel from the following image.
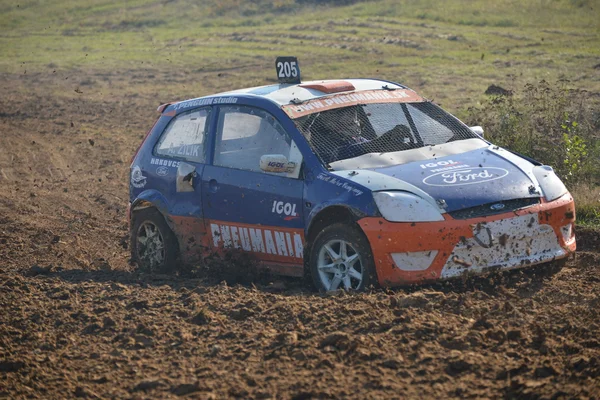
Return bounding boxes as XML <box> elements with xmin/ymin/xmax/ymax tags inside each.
<box><xmin>201</xmin><ymin>165</ymin><xmax>304</xmax><ymax>228</ymax></box>
<box><xmin>130</xmin><ymin>113</ymin><xmax>208</xmax><ymax>221</ymax></box>
<box><xmin>370</xmin><ymin>148</ymin><xmax>537</xmax><ymax>212</ymax></box>
<box><xmin>304</xmin><ymin>171</ymin><xmax>378</xmax><ymax>225</ymax></box>
<box><xmin>130</xmin><ymin>115</ymin><xmax>174</xmax><ymax>210</ymax></box>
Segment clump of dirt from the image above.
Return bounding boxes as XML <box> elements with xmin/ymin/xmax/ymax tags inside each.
<box><xmin>188</xmin><ymin>250</ymin><xmax>270</xmax><ymax>286</ymax></box>
<box><xmin>0</xmin><ymin>71</ymin><xmax>599</xmax><ymax>399</ymax></box>
<box><xmin>576</xmin><ymin>226</ymin><xmax>600</xmax><ymax>252</ymax></box>
<box><xmin>484</xmin><ymin>84</ymin><xmax>512</xmax><ymax>96</ymax></box>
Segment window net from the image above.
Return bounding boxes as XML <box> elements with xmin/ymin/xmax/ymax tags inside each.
<box><xmin>292</xmin><ymin>102</ymin><xmax>479</xmax><ymax>164</ymax></box>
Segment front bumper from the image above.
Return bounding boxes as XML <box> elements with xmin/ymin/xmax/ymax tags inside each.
<box><xmin>359</xmin><ymin>193</ymin><xmax>576</xmax><ymax>286</ymax></box>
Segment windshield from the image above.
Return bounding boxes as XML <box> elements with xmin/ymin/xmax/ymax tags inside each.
<box><xmin>293</xmin><ymin>101</ymin><xmax>479</xmax><ymax>164</ymax></box>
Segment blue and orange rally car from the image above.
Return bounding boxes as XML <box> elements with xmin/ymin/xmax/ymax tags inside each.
<box><xmin>129</xmin><ymin>57</ymin><xmax>576</xmax><ymax>291</ymax></box>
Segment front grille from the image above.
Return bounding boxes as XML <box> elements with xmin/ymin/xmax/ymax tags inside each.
<box><xmin>449</xmin><ymin>197</ymin><xmax>540</xmax><ymax>220</ymax></box>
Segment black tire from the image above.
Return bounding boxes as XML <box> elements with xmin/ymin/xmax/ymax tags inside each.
<box><xmin>130</xmin><ymin>208</ymin><xmax>179</xmax><ymax>273</ymax></box>
<box><xmin>309</xmin><ymin>223</ymin><xmax>377</xmax><ymax>292</ymax></box>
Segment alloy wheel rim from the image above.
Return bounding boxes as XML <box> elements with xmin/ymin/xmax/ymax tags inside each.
<box><xmin>317</xmin><ymin>239</ymin><xmax>363</xmax><ymax>291</ymax></box>
<box><xmin>136</xmin><ymin>221</ymin><xmax>165</xmax><ymax>271</ymax></box>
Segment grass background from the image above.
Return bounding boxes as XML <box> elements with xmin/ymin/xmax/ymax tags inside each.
<box><xmin>2</xmin><ymin>0</ymin><xmax>599</xmax><ymax>108</ymax></box>
<box><xmin>1</xmin><ymin>0</ymin><xmax>599</xmax><ymax>223</ymax></box>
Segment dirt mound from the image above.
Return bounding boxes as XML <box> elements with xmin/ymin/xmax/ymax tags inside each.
<box><xmin>1</xmin><ymin>72</ymin><xmax>599</xmax><ymax>399</ymax></box>
<box><xmin>576</xmin><ymin>226</ymin><xmax>600</xmax><ymax>252</ymax></box>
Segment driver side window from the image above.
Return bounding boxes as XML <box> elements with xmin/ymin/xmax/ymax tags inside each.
<box><xmin>214</xmin><ymin>106</ymin><xmax>302</xmax><ymax>178</ymax></box>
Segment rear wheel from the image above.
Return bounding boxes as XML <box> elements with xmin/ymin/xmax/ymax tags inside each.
<box><xmin>131</xmin><ymin>208</ymin><xmax>179</xmax><ymax>273</ymax></box>
<box><xmin>309</xmin><ymin>223</ymin><xmax>377</xmax><ymax>292</ymax></box>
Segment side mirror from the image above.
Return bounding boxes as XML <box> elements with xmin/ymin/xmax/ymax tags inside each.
<box><xmin>260</xmin><ymin>154</ymin><xmax>296</xmax><ymax>173</ymax></box>
<box><xmin>470</xmin><ymin>126</ymin><xmax>484</xmax><ymax>138</ymax></box>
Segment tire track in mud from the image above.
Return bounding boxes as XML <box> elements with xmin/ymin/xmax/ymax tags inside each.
<box><xmin>1</xmin><ymin>72</ymin><xmax>599</xmax><ymax>399</ymax></box>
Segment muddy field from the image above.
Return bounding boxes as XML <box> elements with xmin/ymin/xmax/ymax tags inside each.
<box><xmin>1</xmin><ymin>71</ymin><xmax>599</xmax><ymax>399</ymax></box>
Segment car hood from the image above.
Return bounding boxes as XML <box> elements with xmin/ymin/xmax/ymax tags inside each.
<box><xmin>333</xmin><ymin>145</ymin><xmax>541</xmax><ymax>213</ymax></box>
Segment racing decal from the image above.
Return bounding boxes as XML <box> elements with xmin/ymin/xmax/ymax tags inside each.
<box><xmin>156</xmin><ymin>166</ymin><xmax>169</xmax><ymax>176</ymax></box>
<box><xmin>272</xmin><ymin>201</ymin><xmax>299</xmax><ymax>220</ymax></box>
<box><xmin>317</xmin><ymin>173</ymin><xmax>364</xmax><ymax>196</ymax></box>
<box><xmin>210</xmin><ymin>222</ymin><xmax>304</xmax><ymax>259</ymax></box>
<box><xmin>427</xmin><ymin>164</ymin><xmax>470</xmax><ymax>173</ymax></box>
<box><xmin>269</xmin><ymin>160</ymin><xmax>296</xmax><ymax>172</ymax></box>
<box><xmin>174</xmin><ymin>96</ymin><xmax>238</xmax><ymax>111</ymax></box>
<box><xmin>131</xmin><ymin>166</ymin><xmax>147</xmax><ymax>188</ymax></box>
<box><xmin>282</xmin><ymin>89</ymin><xmax>423</xmax><ymax>118</ymax></box>
<box><xmin>420</xmin><ymin>160</ymin><xmax>458</xmax><ymax>168</ymax></box>
<box><xmin>165</xmin><ymin>144</ymin><xmax>201</xmax><ymax>158</ymax></box>
<box><xmin>419</xmin><ymin>160</ymin><xmax>468</xmax><ymax>173</ymax></box>
<box><xmin>422</xmin><ymin>167</ymin><xmax>509</xmax><ymax>187</ymax></box>
<box><xmin>150</xmin><ymin>158</ymin><xmax>181</xmax><ymax>168</ymax></box>
<box><xmin>259</xmin><ymin>155</ymin><xmax>298</xmax><ymax>173</ymax></box>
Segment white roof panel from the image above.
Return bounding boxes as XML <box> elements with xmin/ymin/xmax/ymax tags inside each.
<box><xmin>206</xmin><ymin>79</ymin><xmax>406</xmax><ymax>106</ymax></box>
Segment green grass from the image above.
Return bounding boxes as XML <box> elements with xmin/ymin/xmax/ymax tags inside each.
<box><xmin>2</xmin><ymin>0</ymin><xmax>599</xmax><ymax>108</ymax></box>
<box><xmin>1</xmin><ymin>0</ymin><xmax>599</xmax><ymax>224</ymax></box>
<box><xmin>577</xmin><ymin>207</ymin><xmax>600</xmax><ymax>227</ymax></box>
<box><xmin>464</xmin><ymin>80</ymin><xmax>600</xmax><ymax>227</ymax></box>
<box><xmin>571</xmin><ymin>184</ymin><xmax>600</xmax><ymax>227</ymax></box>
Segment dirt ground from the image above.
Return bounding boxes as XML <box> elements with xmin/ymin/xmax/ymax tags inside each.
<box><xmin>1</xmin><ymin>71</ymin><xmax>599</xmax><ymax>399</ymax></box>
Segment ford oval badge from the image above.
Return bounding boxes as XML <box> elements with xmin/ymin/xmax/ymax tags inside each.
<box><xmin>156</xmin><ymin>166</ymin><xmax>169</xmax><ymax>176</ymax></box>
<box><xmin>422</xmin><ymin>167</ymin><xmax>509</xmax><ymax>187</ymax></box>
<box><xmin>490</xmin><ymin>203</ymin><xmax>506</xmax><ymax>211</ymax></box>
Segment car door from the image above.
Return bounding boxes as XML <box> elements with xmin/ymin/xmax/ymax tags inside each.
<box><xmin>151</xmin><ymin>106</ymin><xmax>212</xmax><ymax>261</ymax></box>
<box><xmin>202</xmin><ymin>104</ymin><xmax>305</xmax><ymax>275</ymax></box>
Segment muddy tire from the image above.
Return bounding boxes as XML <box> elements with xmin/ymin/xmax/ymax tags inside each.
<box><xmin>309</xmin><ymin>223</ymin><xmax>377</xmax><ymax>292</ymax></box>
<box><xmin>131</xmin><ymin>208</ymin><xmax>179</xmax><ymax>274</ymax></box>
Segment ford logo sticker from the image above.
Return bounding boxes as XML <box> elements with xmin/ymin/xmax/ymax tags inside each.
<box><xmin>156</xmin><ymin>166</ymin><xmax>169</xmax><ymax>176</ymax></box>
<box><xmin>422</xmin><ymin>167</ymin><xmax>509</xmax><ymax>187</ymax></box>
<box><xmin>490</xmin><ymin>203</ymin><xmax>506</xmax><ymax>211</ymax></box>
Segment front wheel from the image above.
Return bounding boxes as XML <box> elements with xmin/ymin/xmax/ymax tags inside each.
<box><xmin>309</xmin><ymin>223</ymin><xmax>377</xmax><ymax>292</ymax></box>
<box><xmin>131</xmin><ymin>208</ymin><xmax>179</xmax><ymax>273</ymax></box>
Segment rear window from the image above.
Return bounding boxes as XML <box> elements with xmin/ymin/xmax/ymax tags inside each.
<box><xmin>155</xmin><ymin>108</ymin><xmax>210</xmax><ymax>163</ymax></box>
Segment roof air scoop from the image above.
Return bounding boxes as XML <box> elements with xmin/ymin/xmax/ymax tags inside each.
<box><xmin>299</xmin><ymin>81</ymin><xmax>356</xmax><ymax>94</ymax></box>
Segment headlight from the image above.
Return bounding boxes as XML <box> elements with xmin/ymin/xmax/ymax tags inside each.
<box><xmin>373</xmin><ymin>191</ymin><xmax>444</xmax><ymax>222</ymax></box>
<box><xmin>532</xmin><ymin>165</ymin><xmax>567</xmax><ymax>202</ymax></box>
